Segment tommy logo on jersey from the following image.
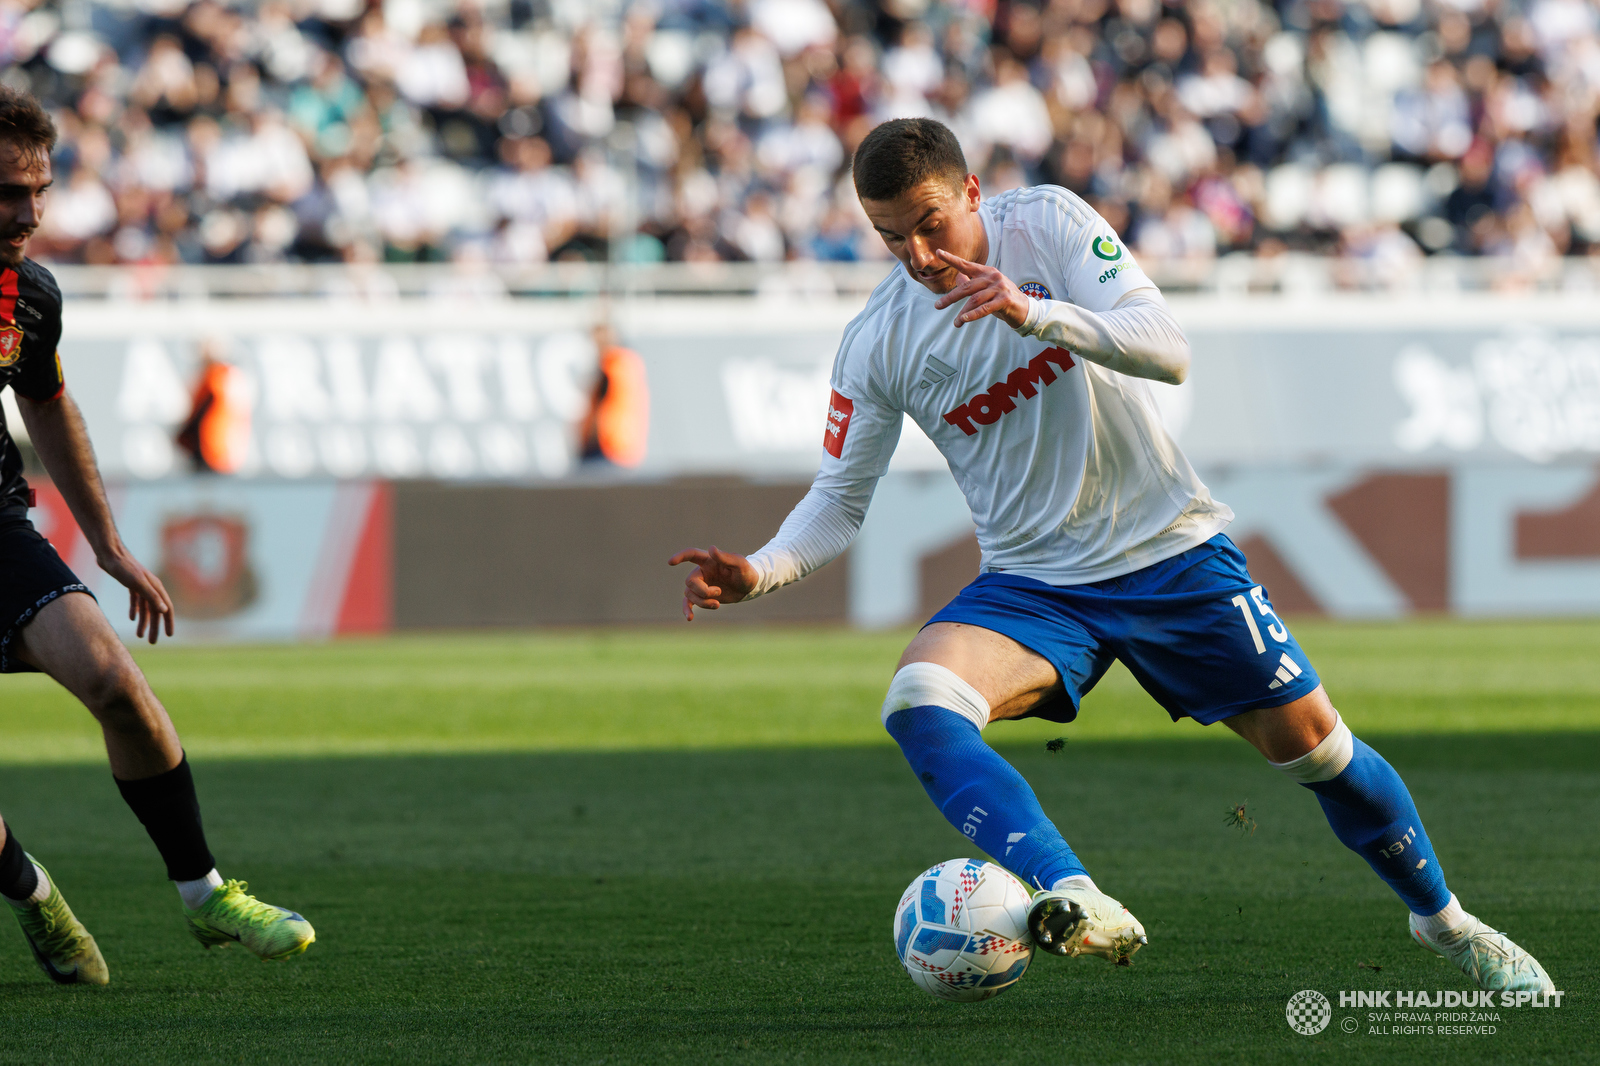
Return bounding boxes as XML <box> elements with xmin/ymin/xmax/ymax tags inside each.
<box><xmin>823</xmin><ymin>389</ymin><xmax>854</xmax><ymax>458</ymax></box>
<box><xmin>943</xmin><ymin>348</ymin><xmax>1076</xmax><ymax>436</ymax></box>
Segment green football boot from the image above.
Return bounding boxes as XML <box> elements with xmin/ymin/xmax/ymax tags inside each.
<box><xmin>10</xmin><ymin>856</ymin><xmax>109</xmax><ymax>985</ymax></box>
<box><xmin>184</xmin><ymin>880</ymin><xmax>315</xmax><ymax>960</ymax></box>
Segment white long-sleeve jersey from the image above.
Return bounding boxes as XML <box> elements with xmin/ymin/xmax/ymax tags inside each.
<box><xmin>744</xmin><ymin>185</ymin><xmax>1233</xmax><ymax>599</ymax></box>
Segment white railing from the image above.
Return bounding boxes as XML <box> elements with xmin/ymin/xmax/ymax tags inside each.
<box><xmin>42</xmin><ymin>253</ymin><xmax>1600</xmax><ymax>301</ymax></box>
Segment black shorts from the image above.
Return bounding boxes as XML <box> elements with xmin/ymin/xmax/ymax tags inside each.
<box><xmin>0</xmin><ymin>510</ymin><xmax>92</xmax><ymax>674</ymax></box>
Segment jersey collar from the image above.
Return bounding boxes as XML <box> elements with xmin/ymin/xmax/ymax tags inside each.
<box><xmin>979</xmin><ymin>198</ymin><xmax>999</xmax><ymax>268</ymax></box>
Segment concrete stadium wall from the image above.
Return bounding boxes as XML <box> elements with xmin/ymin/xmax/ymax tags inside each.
<box><xmin>390</xmin><ymin>479</ymin><xmax>847</xmax><ymax>627</ymax></box>
<box><xmin>29</xmin><ymin>461</ymin><xmax>1600</xmax><ymax>642</ymax></box>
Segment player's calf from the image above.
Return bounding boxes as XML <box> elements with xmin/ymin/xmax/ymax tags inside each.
<box><xmin>116</xmin><ymin>754</ymin><xmax>219</xmax><ymax>891</ymax></box>
<box><xmin>1271</xmin><ymin>711</ymin><xmax>1556</xmax><ymax>992</ymax></box>
<box><xmin>883</xmin><ymin>664</ymin><xmax>1089</xmax><ymax>892</ymax></box>
<box><xmin>1271</xmin><ymin>712</ymin><xmax>1448</xmax><ymax>914</ymax></box>
<box><xmin>78</xmin><ymin>659</ymin><xmax>185</xmax><ymax>772</ymax></box>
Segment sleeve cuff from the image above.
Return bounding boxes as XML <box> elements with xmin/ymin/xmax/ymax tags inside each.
<box><xmin>742</xmin><ymin>550</ymin><xmax>774</xmax><ymax>601</ymax></box>
<box><xmin>1018</xmin><ymin>296</ymin><xmax>1044</xmax><ymax>336</ymax></box>
<box><xmin>15</xmin><ymin>382</ymin><xmax>65</xmax><ymax>403</ymax></box>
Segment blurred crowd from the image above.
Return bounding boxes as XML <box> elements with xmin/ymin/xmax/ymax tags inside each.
<box><xmin>10</xmin><ymin>0</ymin><xmax>1600</xmax><ymax>277</ymax></box>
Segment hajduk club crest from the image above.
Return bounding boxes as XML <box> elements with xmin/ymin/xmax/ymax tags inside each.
<box><xmin>0</xmin><ymin>322</ymin><xmax>22</xmax><ymax>367</ymax></box>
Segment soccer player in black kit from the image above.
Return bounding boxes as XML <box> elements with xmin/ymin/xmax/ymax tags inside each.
<box><xmin>0</xmin><ymin>89</ymin><xmax>313</xmax><ymax>983</ymax></box>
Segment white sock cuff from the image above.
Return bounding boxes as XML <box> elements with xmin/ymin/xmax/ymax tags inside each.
<box><xmin>881</xmin><ymin>662</ymin><xmax>991</xmax><ymax>732</ymax></box>
<box><xmin>176</xmin><ymin>869</ymin><xmax>224</xmax><ymax>910</ymax></box>
<box><xmin>25</xmin><ymin>863</ymin><xmax>49</xmax><ymax>904</ymax></box>
<box><xmin>1269</xmin><ymin>712</ymin><xmax>1354</xmax><ymax>783</ymax></box>
<box><xmin>1414</xmin><ymin>893</ymin><xmax>1468</xmax><ymax>933</ymax></box>
<box><xmin>1050</xmin><ymin>874</ymin><xmax>1097</xmax><ymax>894</ymax></box>
<box><xmin>3</xmin><ymin>863</ymin><xmax>51</xmax><ymax>907</ymax></box>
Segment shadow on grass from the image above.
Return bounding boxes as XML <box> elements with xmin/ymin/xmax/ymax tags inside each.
<box><xmin>0</xmin><ymin>734</ymin><xmax>1592</xmax><ymax>1064</ymax></box>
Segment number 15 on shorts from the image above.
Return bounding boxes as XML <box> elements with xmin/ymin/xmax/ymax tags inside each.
<box><xmin>1231</xmin><ymin>586</ymin><xmax>1287</xmax><ymax>654</ymax></box>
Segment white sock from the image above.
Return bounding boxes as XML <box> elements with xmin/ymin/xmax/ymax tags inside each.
<box><xmin>177</xmin><ymin>869</ymin><xmax>223</xmax><ymax>910</ymax></box>
<box><xmin>1050</xmin><ymin>874</ymin><xmax>1098</xmax><ymax>894</ymax></box>
<box><xmin>2</xmin><ymin>863</ymin><xmax>51</xmax><ymax>907</ymax></box>
<box><xmin>1413</xmin><ymin>893</ymin><xmax>1470</xmax><ymax>938</ymax></box>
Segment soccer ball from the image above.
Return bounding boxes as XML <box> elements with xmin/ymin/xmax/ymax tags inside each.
<box><xmin>892</xmin><ymin>858</ymin><xmax>1034</xmax><ymax>1002</ymax></box>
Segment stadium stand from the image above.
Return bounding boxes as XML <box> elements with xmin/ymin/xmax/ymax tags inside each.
<box><xmin>7</xmin><ymin>0</ymin><xmax>1600</xmax><ymax>289</ymax></box>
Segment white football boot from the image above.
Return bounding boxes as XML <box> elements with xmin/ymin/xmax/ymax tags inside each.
<box><xmin>1409</xmin><ymin>913</ymin><xmax>1554</xmax><ymax>993</ymax></box>
<box><xmin>1027</xmin><ymin>885</ymin><xmax>1147</xmax><ymax>964</ymax></box>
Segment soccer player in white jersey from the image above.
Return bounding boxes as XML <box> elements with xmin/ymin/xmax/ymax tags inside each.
<box><xmin>671</xmin><ymin>118</ymin><xmax>1553</xmax><ymax>993</ymax></box>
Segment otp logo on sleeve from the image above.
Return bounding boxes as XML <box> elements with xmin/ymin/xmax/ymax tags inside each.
<box><xmin>823</xmin><ymin>390</ymin><xmax>854</xmax><ymax>458</ymax></box>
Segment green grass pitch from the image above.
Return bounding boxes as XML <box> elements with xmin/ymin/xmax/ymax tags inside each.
<box><xmin>0</xmin><ymin>620</ymin><xmax>1594</xmax><ymax>1064</ymax></box>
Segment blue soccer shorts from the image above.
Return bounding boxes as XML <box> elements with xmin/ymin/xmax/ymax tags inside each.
<box><xmin>925</xmin><ymin>534</ymin><xmax>1322</xmax><ymax>725</ymax></box>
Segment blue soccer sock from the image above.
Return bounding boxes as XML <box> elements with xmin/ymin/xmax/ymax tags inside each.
<box><xmin>885</xmin><ymin>705</ymin><xmax>1087</xmax><ymax>890</ymax></box>
<box><xmin>1302</xmin><ymin>736</ymin><xmax>1451</xmax><ymax>916</ymax></box>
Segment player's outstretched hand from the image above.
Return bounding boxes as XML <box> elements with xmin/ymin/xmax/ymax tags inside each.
<box><xmin>98</xmin><ymin>548</ymin><xmax>175</xmax><ymax>643</ymax></box>
<box><xmin>668</xmin><ymin>546</ymin><xmax>758</xmax><ymax>621</ymax></box>
<box><xmin>932</xmin><ymin>249</ymin><xmax>1030</xmax><ymax>330</ymax></box>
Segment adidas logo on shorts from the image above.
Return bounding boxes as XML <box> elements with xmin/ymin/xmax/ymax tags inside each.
<box><xmin>1267</xmin><ymin>652</ymin><xmax>1303</xmax><ymax>691</ymax></box>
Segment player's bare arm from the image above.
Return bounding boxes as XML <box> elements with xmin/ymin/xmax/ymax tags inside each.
<box><xmin>18</xmin><ymin>391</ymin><xmax>174</xmax><ymax>642</ymax></box>
<box><xmin>668</xmin><ymin>545</ymin><xmax>758</xmax><ymax>621</ymax></box>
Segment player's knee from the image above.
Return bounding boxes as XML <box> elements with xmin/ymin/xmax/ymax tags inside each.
<box><xmin>83</xmin><ymin>660</ymin><xmax>150</xmax><ymax>727</ymax></box>
<box><xmin>1269</xmin><ymin>711</ymin><xmax>1353</xmax><ymax>783</ymax></box>
<box><xmin>882</xmin><ymin>662</ymin><xmax>991</xmax><ymax>735</ymax></box>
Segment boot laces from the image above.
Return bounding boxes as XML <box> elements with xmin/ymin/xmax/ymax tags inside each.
<box><xmin>22</xmin><ymin>895</ymin><xmax>85</xmax><ymax>961</ymax></box>
<box><xmin>211</xmin><ymin>881</ymin><xmax>288</xmax><ymax>930</ymax></box>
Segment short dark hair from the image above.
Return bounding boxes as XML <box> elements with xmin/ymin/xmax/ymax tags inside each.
<box><xmin>0</xmin><ymin>86</ymin><xmax>56</xmax><ymax>158</ymax></box>
<box><xmin>852</xmin><ymin>118</ymin><xmax>968</xmax><ymax>202</ymax></box>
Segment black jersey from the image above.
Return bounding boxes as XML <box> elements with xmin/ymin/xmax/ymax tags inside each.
<box><xmin>0</xmin><ymin>258</ymin><xmax>65</xmax><ymax>517</ymax></box>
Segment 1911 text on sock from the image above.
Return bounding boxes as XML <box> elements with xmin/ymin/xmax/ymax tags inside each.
<box><xmin>1381</xmin><ymin>826</ymin><xmax>1418</xmax><ymax>859</ymax></box>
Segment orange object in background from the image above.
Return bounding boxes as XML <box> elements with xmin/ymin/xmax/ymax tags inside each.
<box><xmin>175</xmin><ymin>346</ymin><xmax>251</xmax><ymax>473</ymax></box>
<box><xmin>579</xmin><ymin>326</ymin><xmax>649</xmax><ymax>468</ymax></box>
